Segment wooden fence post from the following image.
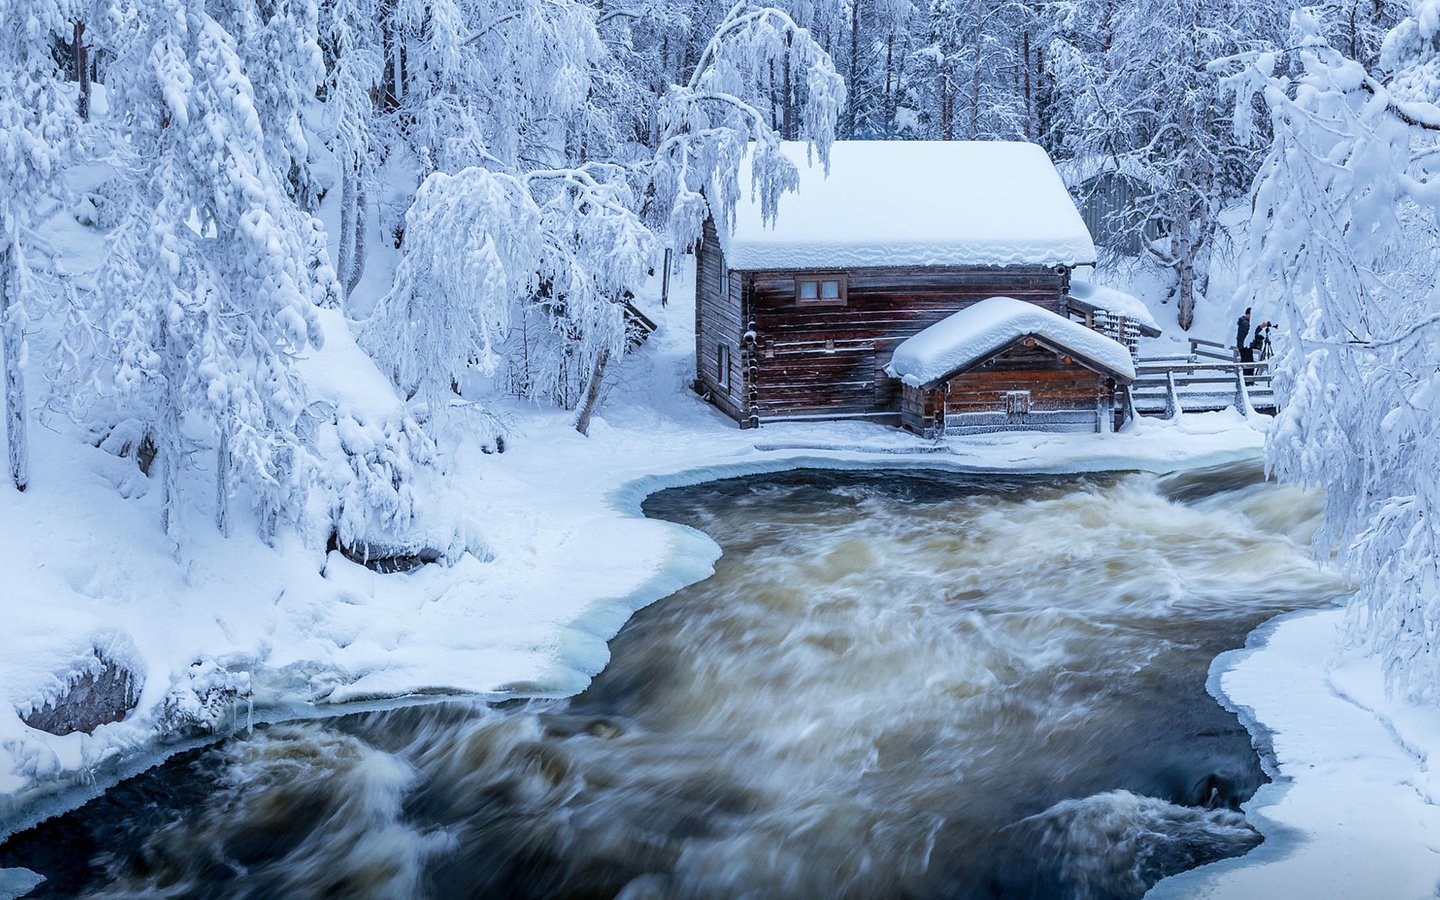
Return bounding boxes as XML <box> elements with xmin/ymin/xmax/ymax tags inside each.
<box><xmin>1164</xmin><ymin>370</ymin><xmax>1183</xmax><ymax>420</ymax></box>
<box><xmin>1233</xmin><ymin>363</ymin><xmax>1254</xmax><ymax>418</ymax></box>
<box><xmin>1119</xmin><ymin>384</ymin><xmax>1136</xmax><ymax>431</ymax></box>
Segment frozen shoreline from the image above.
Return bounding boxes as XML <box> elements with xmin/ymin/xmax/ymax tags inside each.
<box><xmin>5</xmin><ymin>259</ymin><xmax>1423</xmax><ymax>899</ymax></box>
<box><xmin>1150</xmin><ymin>607</ymin><xmax>1440</xmax><ymax>899</ymax></box>
<box><xmin>0</xmin><ymin>407</ymin><xmax>1267</xmax><ymax>851</ymax></box>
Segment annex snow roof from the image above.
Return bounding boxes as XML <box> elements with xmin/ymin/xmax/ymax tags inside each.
<box><xmin>1068</xmin><ymin>279</ymin><xmax>1160</xmax><ymax>332</ymax></box>
<box><xmin>724</xmin><ymin>141</ymin><xmax>1097</xmax><ymax>271</ymax></box>
<box><xmin>885</xmin><ymin>296</ymin><xmax>1136</xmax><ymax>387</ymax></box>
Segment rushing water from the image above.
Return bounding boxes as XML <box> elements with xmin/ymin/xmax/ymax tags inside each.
<box><xmin>0</xmin><ymin>463</ymin><xmax>1343</xmax><ymax>899</ymax></box>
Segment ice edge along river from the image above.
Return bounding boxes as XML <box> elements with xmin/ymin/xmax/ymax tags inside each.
<box><xmin>8</xmin><ymin>416</ymin><xmax>1429</xmax><ymax>898</ymax></box>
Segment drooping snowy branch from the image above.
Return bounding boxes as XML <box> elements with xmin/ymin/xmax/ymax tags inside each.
<box><xmin>1222</xmin><ymin>6</ymin><xmax>1440</xmax><ymax>699</ymax></box>
<box><xmin>651</xmin><ymin>1</ymin><xmax>845</xmax><ymax>252</ymax></box>
<box><xmin>362</xmin><ymin>167</ymin><xmax>541</xmax><ymax>424</ymax></box>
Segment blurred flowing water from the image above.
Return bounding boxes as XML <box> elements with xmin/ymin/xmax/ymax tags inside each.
<box><xmin>0</xmin><ymin>462</ymin><xmax>1343</xmax><ymax>899</ymax></box>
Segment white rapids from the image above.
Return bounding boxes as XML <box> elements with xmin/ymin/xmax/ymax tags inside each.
<box><xmin>0</xmin><ymin>463</ymin><xmax>1344</xmax><ymax>899</ymax></box>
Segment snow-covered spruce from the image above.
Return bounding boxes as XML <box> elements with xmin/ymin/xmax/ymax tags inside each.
<box><xmin>0</xmin><ymin>0</ymin><xmax>82</xmax><ymax>493</ymax></box>
<box><xmin>1221</xmin><ymin>6</ymin><xmax>1440</xmax><ymax>700</ymax></box>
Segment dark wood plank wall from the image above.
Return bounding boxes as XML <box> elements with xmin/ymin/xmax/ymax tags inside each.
<box><xmin>942</xmin><ymin>369</ymin><xmax>1107</xmax><ymax>414</ymax></box>
<box><xmin>694</xmin><ymin>218</ymin><xmax>746</xmax><ymax>421</ymax></box>
<box><xmin>942</xmin><ymin>341</ymin><xmax>1106</xmax><ymax>414</ymax></box>
<box><xmin>745</xmin><ymin>266</ymin><xmax>1068</xmax><ymax>420</ymax></box>
<box><xmin>900</xmin><ymin>385</ymin><xmax>940</xmax><ymax>435</ymax></box>
<box><xmin>900</xmin><ymin>342</ymin><xmax>1108</xmax><ymax>437</ymax></box>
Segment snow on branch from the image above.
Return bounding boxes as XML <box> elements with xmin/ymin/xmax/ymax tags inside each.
<box><xmin>1219</xmin><ymin>7</ymin><xmax>1440</xmax><ymax>701</ymax></box>
<box><xmin>363</xmin><ymin>167</ymin><xmax>540</xmax><ymax>424</ymax></box>
<box><xmin>650</xmin><ymin>1</ymin><xmax>845</xmax><ymax>252</ymax></box>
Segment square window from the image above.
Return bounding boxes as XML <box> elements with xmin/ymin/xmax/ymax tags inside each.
<box><xmin>795</xmin><ymin>275</ymin><xmax>846</xmax><ymax>305</ymax></box>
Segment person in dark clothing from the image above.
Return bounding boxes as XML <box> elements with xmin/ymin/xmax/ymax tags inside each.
<box><xmin>1237</xmin><ymin>308</ymin><xmax>1253</xmax><ymax>364</ymax></box>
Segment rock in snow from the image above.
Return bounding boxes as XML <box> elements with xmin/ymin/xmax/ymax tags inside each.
<box><xmin>19</xmin><ymin>651</ymin><xmax>139</xmax><ymax>737</ymax></box>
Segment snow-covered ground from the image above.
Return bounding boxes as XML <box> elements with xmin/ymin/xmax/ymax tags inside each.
<box><xmin>2</xmin><ymin>217</ymin><xmax>1433</xmax><ymax>899</ymax></box>
<box><xmin>0</xmin><ymin>251</ymin><xmax>1268</xmax><ymax>848</ymax></box>
<box><xmin>1153</xmin><ymin>609</ymin><xmax>1440</xmax><ymax>898</ymax></box>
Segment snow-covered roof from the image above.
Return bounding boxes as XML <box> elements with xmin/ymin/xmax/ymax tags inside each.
<box><xmin>724</xmin><ymin>141</ymin><xmax>1097</xmax><ymax>271</ymax></box>
<box><xmin>885</xmin><ymin>296</ymin><xmax>1137</xmax><ymax>387</ymax></box>
<box><xmin>1068</xmin><ymin>279</ymin><xmax>1160</xmax><ymax>332</ymax></box>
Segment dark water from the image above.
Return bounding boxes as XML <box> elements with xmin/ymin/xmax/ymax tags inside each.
<box><xmin>0</xmin><ymin>463</ymin><xmax>1341</xmax><ymax>899</ymax></box>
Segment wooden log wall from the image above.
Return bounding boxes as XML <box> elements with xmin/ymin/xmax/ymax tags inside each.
<box><xmin>745</xmin><ymin>266</ymin><xmax>1068</xmax><ymax>421</ymax></box>
<box><xmin>941</xmin><ymin>342</ymin><xmax>1106</xmax><ymax>414</ymax></box>
<box><xmin>900</xmin><ymin>384</ymin><xmax>940</xmax><ymax>436</ymax></box>
<box><xmin>693</xmin><ymin>217</ymin><xmax>747</xmax><ymax>421</ymax></box>
<box><xmin>942</xmin><ymin>342</ymin><xmax>1107</xmax><ymax>435</ymax></box>
<box><xmin>898</xmin><ymin>342</ymin><xmax>1111</xmax><ymax>437</ymax></box>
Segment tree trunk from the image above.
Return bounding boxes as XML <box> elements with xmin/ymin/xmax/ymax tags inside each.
<box><xmin>969</xmin><ymin>62</ymin><xmax>981</xmax><ymax>139</ymax></box>
<box><xmin>1172</xmin><ymin>170</ymin><xmax>1196</xmax><ymax>330</ymax></box>
<box><xmin>337</xmin><ymin>162</ymin><xmax>355</xmax><ymax>300</ymax></box>
<box><xmin>1022</xmin><ymin>28</ymin><xmax>1033</xmax><ymax>139</ymax></box>
<box><xmin>846</xmin><ymin>0</ymin><xmax>862</xmax><ymax>137</ymax></box>
<box><xmin>349</xmin><ymin>181</ymin><xmax>367</xmax><ymax>298</ymax></box>
<box><xmin>573</xmin><ymin>345</ymin><xmax>612</xmax><ymax>437</ymax></box>
<box><xmin>660</xmin><ymin>247</ymin><xmax>672</xmax><ymax>306</ymax></box>
<box><xmin>158</xmin><ymin>319</ymin><xmax>181</xmax><ymax>550</ymax></box>
<box><xmin>337</xmin><ymin>153</ymin><xmax>368</xmax><ymax>306</ymax></box>
<box><xmin>1</xmin><ymin>244</ymin><xmax>27</xmax><ymax>492</ymax></box>
<box><xmin>215</xmin><ymin>421</ymin><xmax>231</xmax><ymax>536</ymax></box>
<box><xmin>883</xmin><ymin>33</ymin><xmax>895</xmax><ymax>136</ymax></box>
<box><xmin>74</xmin><ymin>22</ymin><xmax>90</xmax><ymax>121</ymax></box>
<box><xmin>783</xmin><ymin>32</ymin><xmax>795</xmax><ymax>140</ymax></box>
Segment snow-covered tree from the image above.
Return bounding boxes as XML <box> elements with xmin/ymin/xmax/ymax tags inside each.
<box><xmin>1049</xmin><ymin>0</ymin><xmax>1286</xmax><ymax>330</ymax></box>
<box><xmin>909</xmin><ymin>0</ymin><xmax>1033</xmax><ymax>141</ymax></box>
<box><xmin>0</xmin><ymin>0</ymin><xmax>80</xmax><ymax>491</ymax></box>
<box><xmin>83</xmin><ymin>0</ymin><xmax>337</xmax><ymax>542</ymax></box>
<box><xmin>321</xmin><ymin>0</ymin><xmax>384</xmax><ymax>305</ymax></box>
<box><xmin>1222</xmin><ymin>4</ymin><xmax>1440</xmax><ymax>698</ymax></box>
<box><xmin>365</xmin><ymin>2</ymin><xmax>841</xmax><ymax>438</ymax></box>
<box><xmin>652</xmin><ymin>1</ymin><xmax>845</xmax><ymax>252</ymax></box>
<box><xmin>362</xmin><ymin>167</ymin><xmax>541</xmax><ymax>425</ymax></box>
<box><xmin>212</xmin><ymin>0</ymin><xmax>327</xmax><ymax>207</ymax></box>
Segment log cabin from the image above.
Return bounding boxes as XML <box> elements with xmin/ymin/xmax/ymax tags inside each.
<box><xmin>693</xmin><ymin>141</ymin><xmax>1157</xmax><ymax>435</ymax></box>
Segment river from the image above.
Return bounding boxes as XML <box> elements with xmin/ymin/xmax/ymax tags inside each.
<box><xmin>0</xmin><ymin>462</ymin><xmax>1343</xmax><ymax>898</ymax></box>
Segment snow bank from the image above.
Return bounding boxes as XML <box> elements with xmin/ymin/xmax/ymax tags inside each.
<box><xmin>724</xmin><ymin>141</ymin><xmax>1097</xmax><ymax>270</ymax></box>
<box><xmin>884</xmin><ymin>296</ymin><xmax>1136</xmax><ymax>387</ymax></box>
<box><xmin>0</xmin><ymin>257</ymin><xmax>1266</xmax><ymax>848</ymax></box>
<box><xmin>1152</xmin><ymin>608</ymin><xmax>1440</xmax><ymax>899</ymax></box>
<box><xmin>1068</xmin><ymin>278</ymin><xmax>1160</xmax><ymax>331</ymax></box>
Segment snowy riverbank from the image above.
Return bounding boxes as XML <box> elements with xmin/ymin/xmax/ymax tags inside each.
<box><xmin>0</xmin><ymin>259</ymin><xmax>1272</xmax><ymax>850</ymax></box>
<box><xmin>1151</xmin><ymin>607</ymin><xmax>1440</xmax><ymax>898</ymax></box>
<box><xmin>2</xmin><ymin>268</ymin><xmax>1428</xmax><ymax>899</ymax></box>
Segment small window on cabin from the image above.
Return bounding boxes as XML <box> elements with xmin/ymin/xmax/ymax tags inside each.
<box><xmin>717</xmin><ymin>344</ymin><xmax>731</xmax><ymax>390</ymax></box>
<box><xmin>720</xmin><ymin>267</ymin><xmax>730</xmax><ymax>299</ymax></box>
<box><xmin>795</xmin><ymin>275</ymin><xmax>846</xmax><ymax>306</ymax></box>
<box><xmin>1004</xmin><ymin>390</ymin><xmax>1031</xmax><ymax>417</ymax></box>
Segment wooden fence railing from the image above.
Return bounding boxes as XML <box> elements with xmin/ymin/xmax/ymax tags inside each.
<box><xmin>1188</xmin><ymin>336</ymin><xmax>1241</xmax><ymax>363</ymax></box>
<box><xmin>1128</xmin><ymin>357</ymin><xmax>1276</xmax><ymax>418</ymax></box>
